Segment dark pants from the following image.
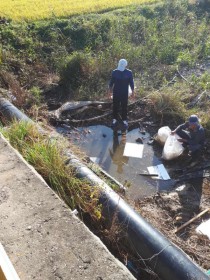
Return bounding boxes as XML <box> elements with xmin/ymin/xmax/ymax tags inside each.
<box><xmin>176</xmin><ymin>130</ymin><xmax>203</xmax><ymax>153</ymax></box>
<box><xmin>113</xmin><ymin>96</ymin><xmax>128</xmax><ymax>121</ymax></box>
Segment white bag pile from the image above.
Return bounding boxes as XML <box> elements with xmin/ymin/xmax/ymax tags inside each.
<box><xmin>156</xmin><ymin>126</ymin><xmax>171</xmax><ymax>146</ymax></box>
<box><xmin>157</xmin><ymin>126</ymin><xmax>184</xmax><ymax>160</ymax></box>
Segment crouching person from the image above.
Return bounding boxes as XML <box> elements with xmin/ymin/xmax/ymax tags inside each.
<box><xmin>171</xmin><ymin>115</ymin><xmax>205</xmax><ymax>156</ymax></box>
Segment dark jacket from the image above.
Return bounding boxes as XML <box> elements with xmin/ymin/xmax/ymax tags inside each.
<box><xmin>175</xmin><ymin>122</ymin><xmax>205</xmax><ymax>151</ymax></box>
<box><xmin>109</xmin><ymin>69</ymin><xmax>134</xmax><ymax>100</ymax></box>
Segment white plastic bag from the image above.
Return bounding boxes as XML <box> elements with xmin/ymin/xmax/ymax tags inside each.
<box><xmin>128</xmin><ymin>85</ymin><xmax>132</xmax><ymax>97</ymax></box>
<box><xmin>196</xmin><ymin>219</ymin><xmax>210</xmax><ymax>240</ymax></box>
<box><xmin>156</xmin><ymin>126</ymin><xmax>171</xmax><ymax>146</ymax></box>
<box><xmin>162</xmin><ymin>134</ymin><xmax>184</xmax><ymax>160</ymax></box>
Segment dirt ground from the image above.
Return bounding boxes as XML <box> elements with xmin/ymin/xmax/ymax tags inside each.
<box><xmin>48</xmin><ymin>97</ymin><xmax>210</xmax><ymax>274</ymax></box>
<box><xmin>136</xmin><ymin>180</ymin><xmax>210</xmax><ymax>271</ymax></box>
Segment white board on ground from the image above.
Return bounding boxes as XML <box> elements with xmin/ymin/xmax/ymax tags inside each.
<box><xmin>123</xmin><ymin>143</ymin><xmax>144</xmax><ymax>158</ymax></box>
<box><xmin>147</xmin><ymin>164</ymin><xmax>170</xmax><ymax>180</ymax></box>
<box><xmin>196</xmin><ymin>219</ymin><xmax>210</xmax><ymax>239</ymax></box>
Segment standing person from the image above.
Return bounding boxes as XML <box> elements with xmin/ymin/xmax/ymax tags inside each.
<box><xmin>108</xmin><ymin>59</ymin><xmax>135</xmax><ymax>130</ymax></box>
<box><xmin>171</xmin><ymin>114</ymin><xmax>205</xmax><ymax>156</ymax></box>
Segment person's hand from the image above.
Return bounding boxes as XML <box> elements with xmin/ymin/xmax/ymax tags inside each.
<box><xmin>171</xmin><ymin>130</ymin><xmax>176</xmax><ymax>135</ymax></box>
<box><xmin>130</xmin><ymin>91</ymin><xmax>136</xmax><ymax>100</ymax></box>
<box><xmin>107</xmin><ymin>90</ymin><xmax>112</xmax><ymax>100</ymax></box>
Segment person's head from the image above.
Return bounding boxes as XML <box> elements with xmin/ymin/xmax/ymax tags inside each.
<box><xmin>117</xmin><ymin>59</ymin><xmax>128</xmax><ymax>71</ymax></box>
<box><xmin>188</xmin><ymin>114</ymin><xmax>199</xmax><ymax>129</ymax></box>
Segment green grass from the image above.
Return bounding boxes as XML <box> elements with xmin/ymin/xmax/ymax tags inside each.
<box><xmin>1</xmin><ymin>121</ymin><xmax>102</xmax><ymax>220</ymax></box>
<box><xmin>1</xmin><ymin>1</ymin><xmax>210</xmax><ymax>131</ymax></box>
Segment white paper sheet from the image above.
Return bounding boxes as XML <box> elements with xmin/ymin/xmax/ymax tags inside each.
<box><xmin>147</xmin><ymin>164</ymin><xmax>170</xmax><ymax>180</ymax></box>
<box><xmin>123</xmin><ymin>143</ymin><xmax>144</xmax><ymax>158</ymax></box>
<box><xmin>196</xmin><ymin>219</ymin><xmax>210</xmax><ymax>239</ymax></box>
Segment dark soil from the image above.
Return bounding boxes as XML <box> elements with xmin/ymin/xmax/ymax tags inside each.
<box><xmin>136</xmin><ymin>179</ymin><xmax>210</xmax><ymax>270</ymax></box>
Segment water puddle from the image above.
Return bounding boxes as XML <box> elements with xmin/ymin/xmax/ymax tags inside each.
<box><xmin>57</xmin><ymin>125</ymin><xmax>175</xmax><ymax>199</ymax></box>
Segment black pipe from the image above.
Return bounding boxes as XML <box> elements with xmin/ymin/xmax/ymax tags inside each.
<box><xmin>100</xmin><ymin>192</ymin><xmax>205</xmax><ymax>280</ymax></box>
<box><xmin>0</xmin><ymin>99</ymin><xmax>208</xmax><ymax>280</ymax></box>
<box><xmin>68</xmin><ymin>157</ymin><xmax>208</xmax><ymax>280</ymax></box>
<box><xmin>0</xmin><ymin>98</ymin><xmax>32</xmax><ymax>123</ymax></box>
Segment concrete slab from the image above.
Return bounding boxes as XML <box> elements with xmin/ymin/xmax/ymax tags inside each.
<box><xmin>0</xmin><ymin>134</ymin><xmax>135</xmax><ymax>280</ymax></box>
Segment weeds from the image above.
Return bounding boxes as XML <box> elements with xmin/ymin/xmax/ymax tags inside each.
<box><xmin>1</xmin><ymin>1</ymin><xmax>210</xmax><ymax>130</ymax></box>
<box><xmin>1</xmin><ymin>121</ymin><xmax>102</xmax><ymax>220</ymax></box>
<box><xmin>147</xmin><ymin>87</ymin><xmax>187</xmax><ymax>124</ymax></box>
<box><xmin>0</xmin><ymin>70</ymin><xmax>28</xmax><ymax>107</ymax></box>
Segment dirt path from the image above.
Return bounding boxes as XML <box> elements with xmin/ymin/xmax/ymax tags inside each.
<box><xmin>0</xmin><ymin>133</ymin><xmax>135</xmax><ymax>280</ymax></box>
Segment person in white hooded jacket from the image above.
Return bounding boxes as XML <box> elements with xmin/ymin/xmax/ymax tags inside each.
<box><xmin>108</xmin><ymin>59</ymin><xmax>135</xmax><ymax>129</ymax></box>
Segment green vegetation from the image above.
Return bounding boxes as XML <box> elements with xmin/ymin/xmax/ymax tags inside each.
<box><xmin>0</xmin><ymin>0</ymin><xmax>156</xmax><ymax>21</ymax></box>
<box><xmin>0</xmin><ymin>0</ymin><xmax>210</xmax><ymax>124</ymax></box>
<box><xmin>0</xmin><ymin>121</ymin><xmax>102</xmax><ymax>220</ymax></box>
<box><xmin>1</xmin><ymin>2</ymin><xmax>210</xmax><ymax>276</ymax></box>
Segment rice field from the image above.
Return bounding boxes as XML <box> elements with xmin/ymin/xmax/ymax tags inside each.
<box><xmin>0</xmin><ymin>0</ymin><xmax>157</xmax><ymax>21</ymax></box>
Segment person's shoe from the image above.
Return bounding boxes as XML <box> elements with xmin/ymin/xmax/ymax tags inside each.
<box><xmin>111</xmin><ymin>119</ymin><xmax>117</xmax><ymax>129</ymax></box>
<box><xmin>188</xmin><ymin>150</ymin><xmax>193</xmax><ymax>157</ymax></box>
<box><xmin>123</xmin><ymin>120</ymin><xmax>128</xmax><ymax>130</ymax></box>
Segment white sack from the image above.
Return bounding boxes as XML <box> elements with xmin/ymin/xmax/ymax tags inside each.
<box><xmin>196</xmin><ymin>219</ymin><xmax>210</xmax><ymax>239</ymax></box>
<box><xmin>162</xmin><ymin>134</ymin><xmax>184</xmax><ymax>160</ymax></box>
<box><xmin>156</xmin><ymin>126</ymin><xmax>171</xmax><ymax>146</ymax></box>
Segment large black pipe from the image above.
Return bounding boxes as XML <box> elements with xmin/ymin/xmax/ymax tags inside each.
<box><xmin>0</xmin><ymin>98</ymin><xmax>32</xmax><ymax>123</ymax></box>
<box><xmin>0</xmin><ymin>98</ymin><xmax>208</xmax><ymax>280</ymax></box>
<box><xmin>68</xmin><ymin>157</ymin><xmax>208</xmax><ymax>280</ymax></box>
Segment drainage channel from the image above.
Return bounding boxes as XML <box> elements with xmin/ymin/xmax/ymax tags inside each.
<box><xmin>0</xmin><ymin>98</ymin><xmax>208</xmax><ymax>280</ymax></box>
<box><xmin>57</xmin><ymin>124</ymin><xmax>176</xmax><ymax>200</ymax></box>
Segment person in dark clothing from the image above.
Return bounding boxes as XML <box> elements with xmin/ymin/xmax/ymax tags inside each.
<box><xmin>108</xmin><ymin>59</ymin><xmax>135</xmax><ymax>129</ymax></box>
<box><xmin>171</xmin><ymin>115</ymin><xmax>205</xmax><ymax>156</ymax></box>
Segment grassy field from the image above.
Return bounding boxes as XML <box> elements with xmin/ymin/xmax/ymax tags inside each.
<box><xmin>0</xmin><ymin>0</ymin><xmax>157</xmax><ymax>21</ymax></box>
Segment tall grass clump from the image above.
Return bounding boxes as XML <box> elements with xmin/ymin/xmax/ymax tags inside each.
<box><xmin>147</xmin><ymin>88</ymin><xmax>187</xmax><ymax>123</ymax></box>
<box><xmin>1</xmin><ymin>121</ymin><xmax>101</xmax><ymax>220</ymax></box>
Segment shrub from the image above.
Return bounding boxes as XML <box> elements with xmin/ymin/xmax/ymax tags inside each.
<box><xmin>59</xmin><ymin>52</ymin><xmax>94</xmax><ymax>90</ymax></box>
<box><xmin>197</xmin><ymin>0</ymin><xmax>210</xmax><ymax>11</ymax></box>
<box><xmin>147</xmin><ymin>89</ymin><xmax>186</xmax><ymax>123</ymax></box>
<box><xmin>30</xmin><ymin>86</ymin><xmax>42</xmax><ymax>104</ymax></box>
<box><xmin>177</xmin><ymin>50</ymin><xmax>195</xmax><ymax>67</ymax></box>
<box><xmin>191</xmin><ymin>72</ymin><xmax>210</xmax><ymax>91</ymax></box>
